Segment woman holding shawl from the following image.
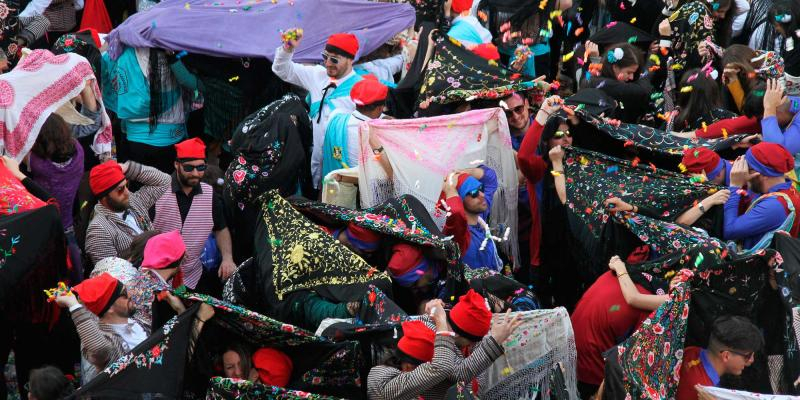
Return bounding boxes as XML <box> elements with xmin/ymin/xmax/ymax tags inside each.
<box><xmin>585</xmin><ymin>43</ymin><xmax>654</xmax><ymax>124</ymax></box>
<box><xmin>516</xmin><ymin>95</ymin><xmax>582</xmax><ymax>309</ymax></box>
<box><xmin>658</xmin><ymin>0</ymin><xmax>737</xmax><ymax>72</ymax></box>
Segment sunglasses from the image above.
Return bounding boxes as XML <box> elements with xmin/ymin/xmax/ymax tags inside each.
<box><xmin>466</xmin><ymin>185</ymin><xmax>485</xmax><ymax>198</ymax></box>
<box><xmin>113</xmin><ymin>181</ymin><xmax>128</xmax><ymax>194</ymax></box>
<box><xmin>504</xmin><ymin>105</ymin><xmax>526</xmax><ymax>116</ymax></box>
<box><xmin>553</xmin><ymin>130</ymin><xmax>572</xmax><ymax>139</ymax></box>
<box><xmin>321</xmin><ymin>52</ymin><xmax>341</xmax><ymax>65</ymax></box>
<box><xmin>726</xmin><ymin>349</ymin><xmax>754</xmax><ymax>361</ymax></box>
<box><xmin>182</xmin><ymin>164</ymin><xmax>207</xmax><ymax>173</ymax></box>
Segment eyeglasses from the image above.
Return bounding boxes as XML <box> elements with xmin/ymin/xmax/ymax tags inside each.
<box><xmin>466</xmin><ymin>185</ymin><xmax>485</xmax><ymax>198</ymax></box>
<box><xmin>182</xmin><ymin>164</ymin><xmax>207</xmax><ymax>173</ymax></box>
<box><xmin>553</xmin><ymin>130</ymin><xmax>572</xmax><ymax>139</ymax></box>
<box><xmin>321</xmin><ymin>52</ymin><xmax>341</xmax><ymax>65</ymax></box>
<box><xmin>504</xmin><ymin>105</ymin><xmax>527</xmax><ymax>116</ymax></box>
<box><xmin>726</xmin><ymin>349</ymin><xmax>755</xmax><ymax>361</ymax></box>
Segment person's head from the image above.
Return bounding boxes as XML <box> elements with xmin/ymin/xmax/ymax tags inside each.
<box><xmin>706</xmin><ymin>0</ymin><xmax>736</xmax><ymax>45</ymax></box>
<box><xmin>455</xmin><ymin>174</ymin><xmax>488</xmax><ymax>215</ymax></box>
<box><xmin>90</xmin><ymin>160</ymin><xmax>129</xmax><ymax>212</ymax></box>
<box><xmin>324</xmin><ymin>33</ymin><xmax>358</xmax><ymax>79</ymax></box>
<box><xmin>251</xmin><ymin>347</ymin><xmax>294</xmax><ymax>387</ymax></box>
<box><xmin>387</xmin><ymin>243</ymin><xmax>438</xmax><ymax>294</ymax></box>
<box><xmin>768</xmin><ymin>0</ymin><xmax>800</xmax><ymax>38</ymax></box>
<box><xmin>351</xmin><ymin>76</ymin><xmax>388</xmax><ymax>119</ymax></box>
<box><xmin>450</xmin><ymin>0</ymin><xmax>473</xmax><ymax>15</ymax></box>
<box><xmin>674</xmin><ymin>68</ymin><xmax>721</xmax><ymax>130</ymax></box>
<box><xmin>32</xmin><ymin>114</ymin><xmax>76</xmax><ymax>163</ymax></box>
<box><xmin>540</xmin><ymin>116</ymin><xmax>573</xmax><ymax>151</ymax></box>
<box><xmin>72</xmin><ymin>273</ymin><xmax>135</xmax><ymax>320</ymax></box>
<box><xmin>447</xmin><ymin>289</ymin><xmax>492</xmax><ymax>348</ymax></box>
<box><xmin>121</xmin><ymin>230</ymin><xmax>161</xmax><ymax>267</ymax></box>
<box><xmin>707</xmin><ymin>315</ymin><xmax>763</xmax><ymax>376</ymax></box>
<box><xmin>396</xmin><ymin>320</ymin><xmax>435</xmax><ymax>371</ymax></box>
<box><xmin>721</xmin><ymin>44</ymin><xmax>757</xmax><ymax>90</ymax></box>
<box><xmin>501</xmin><ymin>93</ymin><xmax>531</xmax><ymax>134</ymax></box>
<box><xmin>174</xmin><ymin>138</ymin><xmax>207</xmax><ymax>189</ymax></box>
<box><xmin>26</xmin><ymin>366</ymin><xmax>73</xmax><ymax>400</ymax></box>
<box><xmin>680</xmin><ymin>148</ymin><xmax>727</xmax><ymax>185</ymax></box>
<box><xmin>743</xmin><ymin>142</ymin><xmax>795</xmax><ymax>193</ymax></box>
<box><xmin>221</xmin><ymin>344</ymin><xmax>253</xmax><ymax>380</ymax></box>
<box><xmin>601</xmin><ymin>43</ymin><xmax>641</xmax><ymax>82</ymax></box>
<box><xmin>140</xmin><ymin>230</ymin><xmax>186</xmax><ymax>287</ymax></box>
<box><xmin>336</xmin><ymin>223</ymin><xmax>382</xmax><ymax>255</ymax></box>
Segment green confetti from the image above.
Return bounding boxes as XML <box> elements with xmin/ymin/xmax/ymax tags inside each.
<box><xmin>627</xmin><ymin>36</ymin><xmax>637</xmax><ymax>43</ymax></box>
<box><xmin>694</xmin><ymin>252</ymin><xmax>704</xmax><ymax>267</ymax></box>
<box><xmin>609</xmin><ymin>304</ymin><xmax>620</xmax><ymax>312</ymax></box>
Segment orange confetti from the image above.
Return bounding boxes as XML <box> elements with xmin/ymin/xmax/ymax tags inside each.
<box><xmin>722</xmin><ymin>128</ymin><xmax>728</xmax><ymax>139</ymax></box>
<box><xmin>575</xmin><ymin>27</ymin><xmax>584</xmax><ymax>37</ymax></box>
<box><xmin>660</xmin><ymin>47</ymin><xmax>669</xmax><ymax>56</ymax></box>
<box><xmin>649</xmin><ymin>162</ymin><xmax>657</xmax><ymax>172</ymax></box>
<box><xmin>631</xmin><ymin>157</ymin><xmax>640</xmax><ymax>167</ymax></box>
<box><xmin>623</xmin><ymin>140</ymin><xmax>634</xmax><ymax>147</ymax></box>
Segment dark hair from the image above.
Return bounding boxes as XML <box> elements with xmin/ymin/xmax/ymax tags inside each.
<box><xmin>356</xmin><ymin>101</ymin><xmax>386</xmax><ymax>114</ymax></box>
<box><xmin>673</xmin><ymin>68</ymin><xmax>721</xmax><ymax>130</ymax></box>
<box><xmin>708</xmin><ymin>315</ymin><xmax>764</xmax><ymax>353</ymax></box>
<box><xmin>742</xmin><ymin>80</ymin><xmax>766</xmax><ymax>118</ymax></box>
<box><xmin>32</xmin><ymin>114</ymin><xmax>76</xmax><ymax>163</ymax></box>
<box><xmin>120</xmin><ymin>230</ymin><xmax>161</xmax><ymax>267</ymax></box>
<box><xmin>712</xmin><ymin>0</ymin><xmax>737</xmax><ymax>47</ymax></box>
<box><xmin>768</xmin><ymin>0</ymin><xmax>800</xmax><ymax>38</ymax></box>
<box><xmin>148</xmin><ymin>49</ymin><xmax>180</xmax><ymax>133</ymax></box>
<box><xmin>221</xmin><ymin>343</ymin><xmax>254</xmax><ymax>378</ymax></box>
<box><xmin>600</xmin><ymin>43</ymin><xmax>641</xmax><ymax>80</ymax></box>
<box><xmin>537</xmin><ymin>115</ymin><xmax>570</xmax><ymax>157</ymax></box>
<box><xmin>28</xmin><ymin>366</ymin><xmax>74</xmax><ymax>400</ymax></box>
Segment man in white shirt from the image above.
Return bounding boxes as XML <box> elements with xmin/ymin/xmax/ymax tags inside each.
<box><xmin>272</xmin><ymin>30</ymin><xmax>364</xmax><ymax>190</ymax></box>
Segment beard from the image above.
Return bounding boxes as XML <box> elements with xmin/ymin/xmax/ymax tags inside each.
<box><xmin>177</xmin><ymin>172</ymin><xmax>201</xmax><ymax>188</ymax></box>
<box><xmin>106</xmin><ymin>196</ymin><xmax>129</xmax><ymax>212</ymax></box>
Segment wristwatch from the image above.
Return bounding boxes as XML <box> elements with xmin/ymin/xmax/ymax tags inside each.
<box><xmin>372</xmin><ymin>146</ymin><xmax>384</xmax><ymax>155</ymax></box>
<box><xmin>698</xmin><ymin>202</ymin><xmax>707</xmax><ymax>213</ymax></box>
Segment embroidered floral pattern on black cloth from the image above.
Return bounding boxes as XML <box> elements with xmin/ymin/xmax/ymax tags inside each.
<box><xmin>206</xmin><ymin>377</ymin><xmax>343</xmax><ymax>400</ymax></box>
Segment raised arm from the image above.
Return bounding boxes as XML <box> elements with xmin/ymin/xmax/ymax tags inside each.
<box><xmin>608</xmin><ymin>256</ymin><xmax>669</xmax><ymax>311</ymax></box>
<box><xmin>126</xmin><ymin>161</ymin><xmax>170</xmax><ymax>210</ymax></box>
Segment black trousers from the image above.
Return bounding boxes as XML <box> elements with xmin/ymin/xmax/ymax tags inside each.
<box><xmin>126</xmin><ymin>140</ymin><xmax>177</xmax><ymax>174</ymax></box>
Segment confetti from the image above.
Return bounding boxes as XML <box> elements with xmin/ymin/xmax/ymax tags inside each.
<box><xmin>722</xmin><ymin>128</ymin><xmax>728</xmax><ymax>139</ymax></box>
<box><xmin>184</xmin><ymin>2</ymin><xmax>190</xmax><ymax>9</ymax></box>
<box><xmin>630</xmin><ymin>17</ymin><xmax>637</xmax><ymax>24</ymax></box>
<box><xmin>680</xmin><ymin>86</ymin><xmax>693</xmax><ymax>93</ymax></box>
<box><xmin>627</xmin><ymin>36</ymin><xmax>637</xmax><ymax>43</ymax></box>
<box><xmin>469</xmin><ymin>159</ymin><xmax>485</xmax><ymax>165</ymax></box>
<box><xmin>575</xmin><ymin>27</ymin><xmax>584</xmax><ymax>36</ymax></box>
<box><xmin>228</xmin><ymin>76</ymin><xmax>239</xmax><ymax>82</ymax></box>
<box><xmin>562</xmin><ymin>51</ymin><xmax>575</xmax><ymax>62</ymax></box>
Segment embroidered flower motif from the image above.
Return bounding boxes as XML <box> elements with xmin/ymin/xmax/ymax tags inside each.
<box><xmin>232</xmin><ymin>169</ymin><xmax>246</xmax><ymax>184</ymax></box>
<box><xmin>0</xmin><ymin>3</ymin><xmax>9</xmax><ymax>20</ymax></box>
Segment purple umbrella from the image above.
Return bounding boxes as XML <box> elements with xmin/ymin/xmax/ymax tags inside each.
<box><xmin>106</xmin><ymin>0</ymin><xmax>416</xmax><ymax>62</ymax></box>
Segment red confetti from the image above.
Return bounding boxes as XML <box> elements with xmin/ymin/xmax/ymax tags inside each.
<box><xmin>623</xmin><ymin>140</ymin><xmax>634</xmax><ymax>147</ymax></box>
<box><xmin>631</xmin><ymin>157</ymin><xmax>640</xmax><ymax>167</ymax></box>
<box><xmin>649</xmin><ymin>162</ymin><xmax>656</xmax><ymax>172</ymax></box>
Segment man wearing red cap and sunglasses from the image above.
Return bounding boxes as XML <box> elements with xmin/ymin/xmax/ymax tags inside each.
<box><xmin>85</xmin><ymin>160</ymin><xmax>170</xmax><ymax>264</ymax></box>
<box><xmin>273</xmin><ymin>29</ymin><xmax>364</xmax><ymax>191</ymax></box>
<box><xmin>151</xmin><ymin>137</ymin><xmax>236</xmax><ymax>291</ymax></box>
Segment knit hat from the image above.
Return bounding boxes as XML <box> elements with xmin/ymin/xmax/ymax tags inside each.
<box><xmin>141</xmin><ymin>230</ymin><xmax>186</xmax><ymax>269</ymax></box>
<box><xmin>342</xmin><ymin>223</ymin><xmax>382</xmax><ymax>252</ymax></box>
<box><xmin>175</xmin><ymin>137</ymin><xmax>206</xmax><ymax>160</ymax></box>
<box><xmin>326</xmin><ymin>33</ymin><xmax>359</xmax><ymax>59</ymax></box>
<box><xmin>252</xmin><ymin>348</ymin><xmax>294</xmax><ymax>388</ymax></box>
<box><xmin>388</xmin><ymin>243</ymin><xmax>436</xmax><ymax>287</ymax></box>
<box><xmin>89</xmin><ymin>160</ymin><xmax>125</xmax><ymax>197</ymax></box>
<box><xmin>744</xmin><ymin>142</ymin><xmax>795</xmax><ymax>177</ymax></box>
<box><xmin>397</xmin><ymin>320</ymin><xmax>435</xmax><ymax>363</ymax></box>
<box><xmin>350</xmin><ymin>76</ymin><xmax>388</xmax><ymax>106</ymax></box>
<box><xmin>448</xmin><ymin>289</ymin><xmax>492</xmax><ymax>340</ymax></box>
<box><xmin>72</xmin><ymin>273</ymin><xmax>123</xmax><ymax>316</ymax></box>
<box><xmin>451</xmin><ymin>0</ymin><xmax>473</xmax><ymax>14</ymax></box>
<box><xmin>681</xmin><ymin>148</ymin><xmax>724</xmax><ymax>179</ymax></box>
<box><xmin>471</xmin><ymin>43</ymin><xmax>500</xmax><ymax>61</ymax></box>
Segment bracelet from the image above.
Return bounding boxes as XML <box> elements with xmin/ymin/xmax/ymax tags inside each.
<box><xmin>698</xmin><ymin>202</ymin><xmax>707</xmax><ymax>213</ymax></box>
<box><xmin>195</xmin><ymin>317</ymin><xmax>208</xmax><ymax>323</ymax></box>
<box><xmin>372</xmin><ymin>146</ymin><xmax>384</xmax><ymax>155</ymax></box>
<box><xmin>617</xmin><ymin>272</ymin><xmax>629</xmax><ymax>279</ymax></box>
<box><xmin>436</xmin><ymin>331</ymin><xmax>456</xmax><ymax>337</ymax></box>
<box><xmin>550</xmin><ymin>170</ymin><xmax>564</xmax><ymax>177</ymax></box>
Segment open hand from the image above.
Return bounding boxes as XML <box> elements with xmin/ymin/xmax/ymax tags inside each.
<box><xmin>490</xmin><ymin>309</ymin><xmax>522</xmax><ymax>344</ymax></box>
<box><xmin>729</xmin><ymin>156</ymin><xmax>758</xmax><ymax>188</ymax></box>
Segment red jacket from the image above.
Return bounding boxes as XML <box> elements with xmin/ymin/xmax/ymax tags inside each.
<box><xmin>516</xmin><ymin>121</ymin><xmax>548</xmax><ymax>267</ymax></box>
<box><xmin>694</xmin><ymin>116</ymin><xmax>760</xmax><ymax>139</ymax></box>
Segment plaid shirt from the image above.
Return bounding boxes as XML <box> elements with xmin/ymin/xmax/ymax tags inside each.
<box><xmin>85</xmin><ymin>162</ymin><xmax>170</xmax><ymax>264</ymax></box>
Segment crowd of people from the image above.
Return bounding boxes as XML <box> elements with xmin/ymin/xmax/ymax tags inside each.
<box><xmin>0</xmin><ymin>0</ymin><xmax>799</xmax><ymax>398</ymax></box>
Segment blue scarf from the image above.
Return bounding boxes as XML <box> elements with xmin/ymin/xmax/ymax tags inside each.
<box><xmin>307</xmin><ymin>73</ymin><xmax>363</xmax><ymax>120</ymax></box>
<box><xmin>322</xmin><ymin>112</ymin><xmax>352</xmax><ymax>179</ymax></box>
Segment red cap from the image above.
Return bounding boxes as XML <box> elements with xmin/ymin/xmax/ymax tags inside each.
<box><xmin>680</xmin><ymin>148</ymin><xmax>720</xmax><ymax>174</ymax></box>
<box><xmin>89</xmin><ymin>160</ymin><xmax>125</xmax><ymax>196</ymax></box>
<box><xmin>449</xmin><ymin>289</ymin><xmax>492</xmax><ymax>339</ymax></box>
<box><xmin>748</xmin><ymin>142</ymin><xmax>794</xmax><ymax>176</ymax></box>
<box><xmin>252</xmin><ymin>348</ymin><xmax>293</xmax><ymax>388</ymax></box>
<box><xmin>326</xmin><ymin>33</ymin><xmax>359</xmax><ymax>58</ymax></box>
<box><xmin>398</xmin><ymin>320</ymin><xmax>435</xmax><ymax>363</ymax></box>
<box><xmin>387</xmin><ymin>243</ymin><xmax>425</xmax><ymax>276</ymax></box>
<box><xmin>351</xmin><ymin>76</ymin><xmax>388</xmax><ymax>106</ymax></box>
<box><xmin>72</xmin><ymin>273</ymin><xmax>121</xmax><ymax>316</ymax></box>
<box><xmin>451</xmin><ymin>0</ymin><xmax>473</xmax><ymax>13</ymax></box>
<box><xmin>141</xmin><ymin>230</ymin><xmax>186</xmax><ymax>269</ymax></box>
<box><xmin>472</xmin><ymin>43</ymin><xmax>500</xmax><ymax>61</ymax></box>
<box><xmin>175</xmin><ymin>137</ymin><xmax>206</xmax><ymax>160</ymax></box>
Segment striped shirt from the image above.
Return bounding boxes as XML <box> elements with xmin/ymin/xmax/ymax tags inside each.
<box><xmin>367</xmin><ymin>335</ymin><xmax>457</xmax><ymax>400</ymax></box>
<box><xmin>70</xmin><ymin>306</ymin><xmax>130</xmax><ymax>373</ymax></box>
<box><xmin>85</xmin><ymin>162</ymin><xmax>171</xmax><ymax>264</ymax></box>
